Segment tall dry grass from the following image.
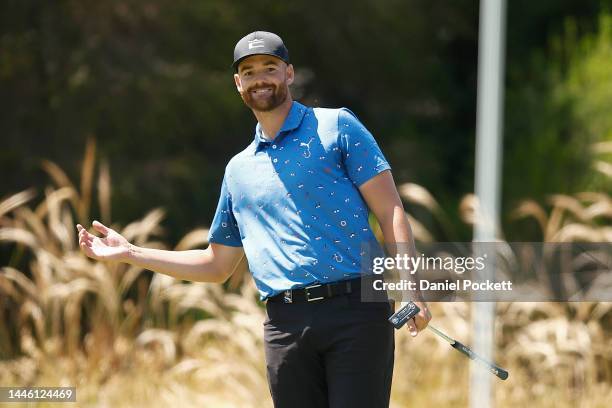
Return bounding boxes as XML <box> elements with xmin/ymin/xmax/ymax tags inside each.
<box><xmin>0</xmin><ymin>139</ymin><xmax>610</xmax><ymax>407</ymax></box>
<box><xmin>0</xmin><ymin>139</ymin><xmax>268</xmax><ymax>407</ymax></box>
<box><xmin>393</xmin><ymin>143</ymin><xmax>612</xmax><ymax>408</ymax></box>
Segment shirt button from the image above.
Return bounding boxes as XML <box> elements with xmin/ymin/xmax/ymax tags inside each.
<box><xmin>272</xmin><ymin>144</ymin><xmax>277</xmax><ymax>149</ymax></box>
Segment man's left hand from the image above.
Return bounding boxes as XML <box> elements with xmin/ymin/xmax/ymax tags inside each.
<box><xmin>403</xmin><ymin>301</ymin><xmax>432</xmax><ymax>337</ymax></box>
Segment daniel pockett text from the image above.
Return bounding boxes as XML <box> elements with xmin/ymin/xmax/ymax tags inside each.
<box><xmin>361</xmin><ymin>242</ymin><xmax>612</xmax><ymax>302</ymax></box>
<box><xmin>370</xmin><ymin>254</ymin><xmax>513</xmax><ymax>294</ymax></box>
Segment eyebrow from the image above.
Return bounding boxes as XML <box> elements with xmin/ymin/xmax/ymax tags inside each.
<box><xmin>240</xmin><ymin>59</ymin><xmax>280</xmax><ymax>72</ymax></box>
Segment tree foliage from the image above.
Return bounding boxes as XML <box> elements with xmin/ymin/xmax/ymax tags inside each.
<box><xmin>1</xmin><ymin>0</ymin><xmax>610</xmax><ymax>241</ymax></box>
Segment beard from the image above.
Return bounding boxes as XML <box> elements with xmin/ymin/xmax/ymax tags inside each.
<box><xmin>241</xmin><ymin>81</ymin><xmax>289</xmax><ymax>112</ymax></box>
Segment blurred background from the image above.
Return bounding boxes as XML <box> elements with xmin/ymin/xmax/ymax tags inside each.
<box><xmin>1</xmin><ymin>1</ymin><xmax>611</xmax><ymax>407</ymax></box>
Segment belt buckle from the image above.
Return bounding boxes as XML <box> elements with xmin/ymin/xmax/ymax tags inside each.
<box><xmin>305</xmin><ymin>284</ymin><xmax>324</xmax><ymax>302</ymax></box>
<box><xmin>283</xmin><ymin>290</ymin><xmax>293</xmax><ymax>304</ymax></box>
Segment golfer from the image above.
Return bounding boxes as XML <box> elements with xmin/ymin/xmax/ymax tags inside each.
<box><xmin>77</xmin><ymin>31</ymin><xmax>431</xmax><ymax>408</ymax></box>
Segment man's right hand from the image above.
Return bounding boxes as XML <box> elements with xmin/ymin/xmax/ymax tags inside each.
<box><xmin>77</xmin><ymin>221</ymin><xmax>131</xmax><ymax>262</ymax></box>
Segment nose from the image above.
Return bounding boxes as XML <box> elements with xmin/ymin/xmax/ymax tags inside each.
<box><xmin>251</xmin><ymin>69</ymin><xmax>276</xmax><ymax>82</ymax></box>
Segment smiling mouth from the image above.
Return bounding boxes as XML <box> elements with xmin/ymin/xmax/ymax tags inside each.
<box><xmin>250</xmin><ymin>87</ymin><xmax>273</xmax><ymax>95</ymax></box>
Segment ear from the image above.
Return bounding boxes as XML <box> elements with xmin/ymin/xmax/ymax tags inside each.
<box><xmin>286</xmin><ymin>64</ymin><xmax>295</xmax><ymax>86</ymax></box>
<box><xmin>234</xmin><ymin>73</ymin><xmax>244</xmax><ymax>93</ymax></box>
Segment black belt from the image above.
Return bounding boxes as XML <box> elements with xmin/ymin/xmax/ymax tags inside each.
<box><xmin>267</xmin><ymin>277</ymin><xmax>365</xmax><ymax>304</ymax></box>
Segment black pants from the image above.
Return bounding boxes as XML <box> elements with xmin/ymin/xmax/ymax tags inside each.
<box><xmin>263</xmin><ymin>291</ymin><xmax>395</xmax><ymax>408</ymax></box>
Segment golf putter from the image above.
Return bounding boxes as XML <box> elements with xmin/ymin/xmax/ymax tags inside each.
<box><xmin>388</xmin><ymin>301</ymin><xmax>509</xmax><ymax>380</ymax></box>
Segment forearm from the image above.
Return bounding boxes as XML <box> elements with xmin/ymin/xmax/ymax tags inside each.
<box><xmin>379</xmin><ymin>205</ymin><xmax>413</xmax><ymax>245</ymax></box>
<box><xmin>125</xmin><ymin>246</ymin><xmax>224</xmax><ymax>283</ymax></box>
<box><xmin>359</xmin><ymin>170</ymin><xmax>431</xmax><ymax>333</ymax></box>
<box><xmin>379</xmin><ymin>205</ymin><xmax>426</xmax><ymax>304</ymax></box>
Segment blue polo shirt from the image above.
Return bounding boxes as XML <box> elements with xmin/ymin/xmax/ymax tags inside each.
<box><xmin>208</xmin><ymin>101</ymin><xmax>391</xmax><ymax>299</ymax></box>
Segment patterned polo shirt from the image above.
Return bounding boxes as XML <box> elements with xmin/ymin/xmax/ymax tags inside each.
<box><xmin>208</xmin><ymin>101</ymin><xmax>390</xmax><ymax>299</ymax></box>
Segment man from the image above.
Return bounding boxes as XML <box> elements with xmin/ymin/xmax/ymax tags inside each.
<box><xmin>77</xmin><ymin>31</ymin><xmax>431</xmax><ymax>408</ymax></box>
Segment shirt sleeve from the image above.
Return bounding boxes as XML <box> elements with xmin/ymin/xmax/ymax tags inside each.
<box><xmin>207</xmin><ymin>174</ymin><xmax>243</xmax><ymax>247</ymax></box>
<box><xmin>338</xmin><ymin>108</ymin><xmax>391</xmax><ymax>186</ymax></box>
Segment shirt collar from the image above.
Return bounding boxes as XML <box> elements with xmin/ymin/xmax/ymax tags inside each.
<box><xmin>253</xmin><ymin>101</ymin><xmax>308</xmax><ymax>153</ymax></box>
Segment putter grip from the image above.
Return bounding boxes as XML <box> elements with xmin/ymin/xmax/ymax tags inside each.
<box><xmin>388</xmin><ymin>302</ymin><xmax>420</xmax><ymax>329</ymax></box>
<box><xmin>451</xmin><ymin>340</ymin><xmax>509</xmax><ymax>380</ymax></box>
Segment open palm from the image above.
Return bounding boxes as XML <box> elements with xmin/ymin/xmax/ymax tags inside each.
<box><xmin>77</xmin><ymin>221</ymin><xmax>131</xmax><ymax>261</ymax></box>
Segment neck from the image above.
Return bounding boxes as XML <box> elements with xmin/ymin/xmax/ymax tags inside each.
<box><xmin>253</xmin><ymin>96</ymin><xmax>294</xmax><ymax>140</ymax></box>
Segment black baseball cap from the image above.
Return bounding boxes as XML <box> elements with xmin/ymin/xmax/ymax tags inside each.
<box><xmin>232</xmin><ymin>31</ymin><xmax>290</xmax><ymax>71</ymax></box>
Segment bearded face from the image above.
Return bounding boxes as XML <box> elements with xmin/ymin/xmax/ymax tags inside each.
<box><xmin>235</xmin><ymin>55</ymin><xmax>293</xmax><ymax>112</ymax></box>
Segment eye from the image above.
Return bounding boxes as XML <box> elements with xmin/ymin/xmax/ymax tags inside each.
<box><xmin>267</xmin><ymin>67</ymin><xmax>276</xmax><ymax>72</ymax></box>
<box><xmin>242</xmin><ymin>71</ymin><xmax>252</xmax><ymax>77</ymax></box>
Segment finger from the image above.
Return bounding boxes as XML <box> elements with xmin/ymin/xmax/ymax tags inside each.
<box><xmin>80</xmin><ymin>240</ymin><xmax>101</xmax><ymax>260</ymax></box>
<box><xmin>406</xmin><ymin>318</ymin><xmax>418</xmax><ymax>337</ymax></box>
<box><xmin>92</xmin><ymin>220</ymin><xmax>110</xmax><ymax>236</ymax></box>
<box><xmin>80</xmin><ymin>241</ymin><xmax>92</xmax><ymax>256</ymax></box>
<box><xmin>80</xmin><ymin>236</ymin><xmax>92</xmax><ymax>247</ymax></box>
<box><xmin>415</xmin><ymin>314</ymin><xmax>430</xmax><ymax>332</ymax></box>
<box><xmin>414</xmin><ymin>313</ymin><xmax>431</xmax><ymax>331</ymax></box>
<box><xmin>80</xmin><ymin>229</ymin><xmax>95</xmax><ymax>245</ymax></box>
<box><xmin>76</xmin><ymin>224</ymin><xmax>83</xmax><ymax>232</ymax></box>
<box><xmin>79</xmin><ymin>229</ymin><xmax>91</xmax><ymax>242</ymax></box>
<box><xmin>81</xmin><ymin>233</ymin><xmax>93</xmax><ymax>246</ymax></box>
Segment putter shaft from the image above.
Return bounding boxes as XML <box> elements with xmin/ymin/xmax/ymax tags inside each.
<box><xmin>427</xmin><ymin>325</ymin><xmax>509</xmax><ymax>380</ymax></box>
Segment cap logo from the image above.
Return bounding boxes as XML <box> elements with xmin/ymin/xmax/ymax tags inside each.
<box><xmin>248</xmin><ymin>39</ymin><xmax>265</xmax><ymax>49</ymax></box>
